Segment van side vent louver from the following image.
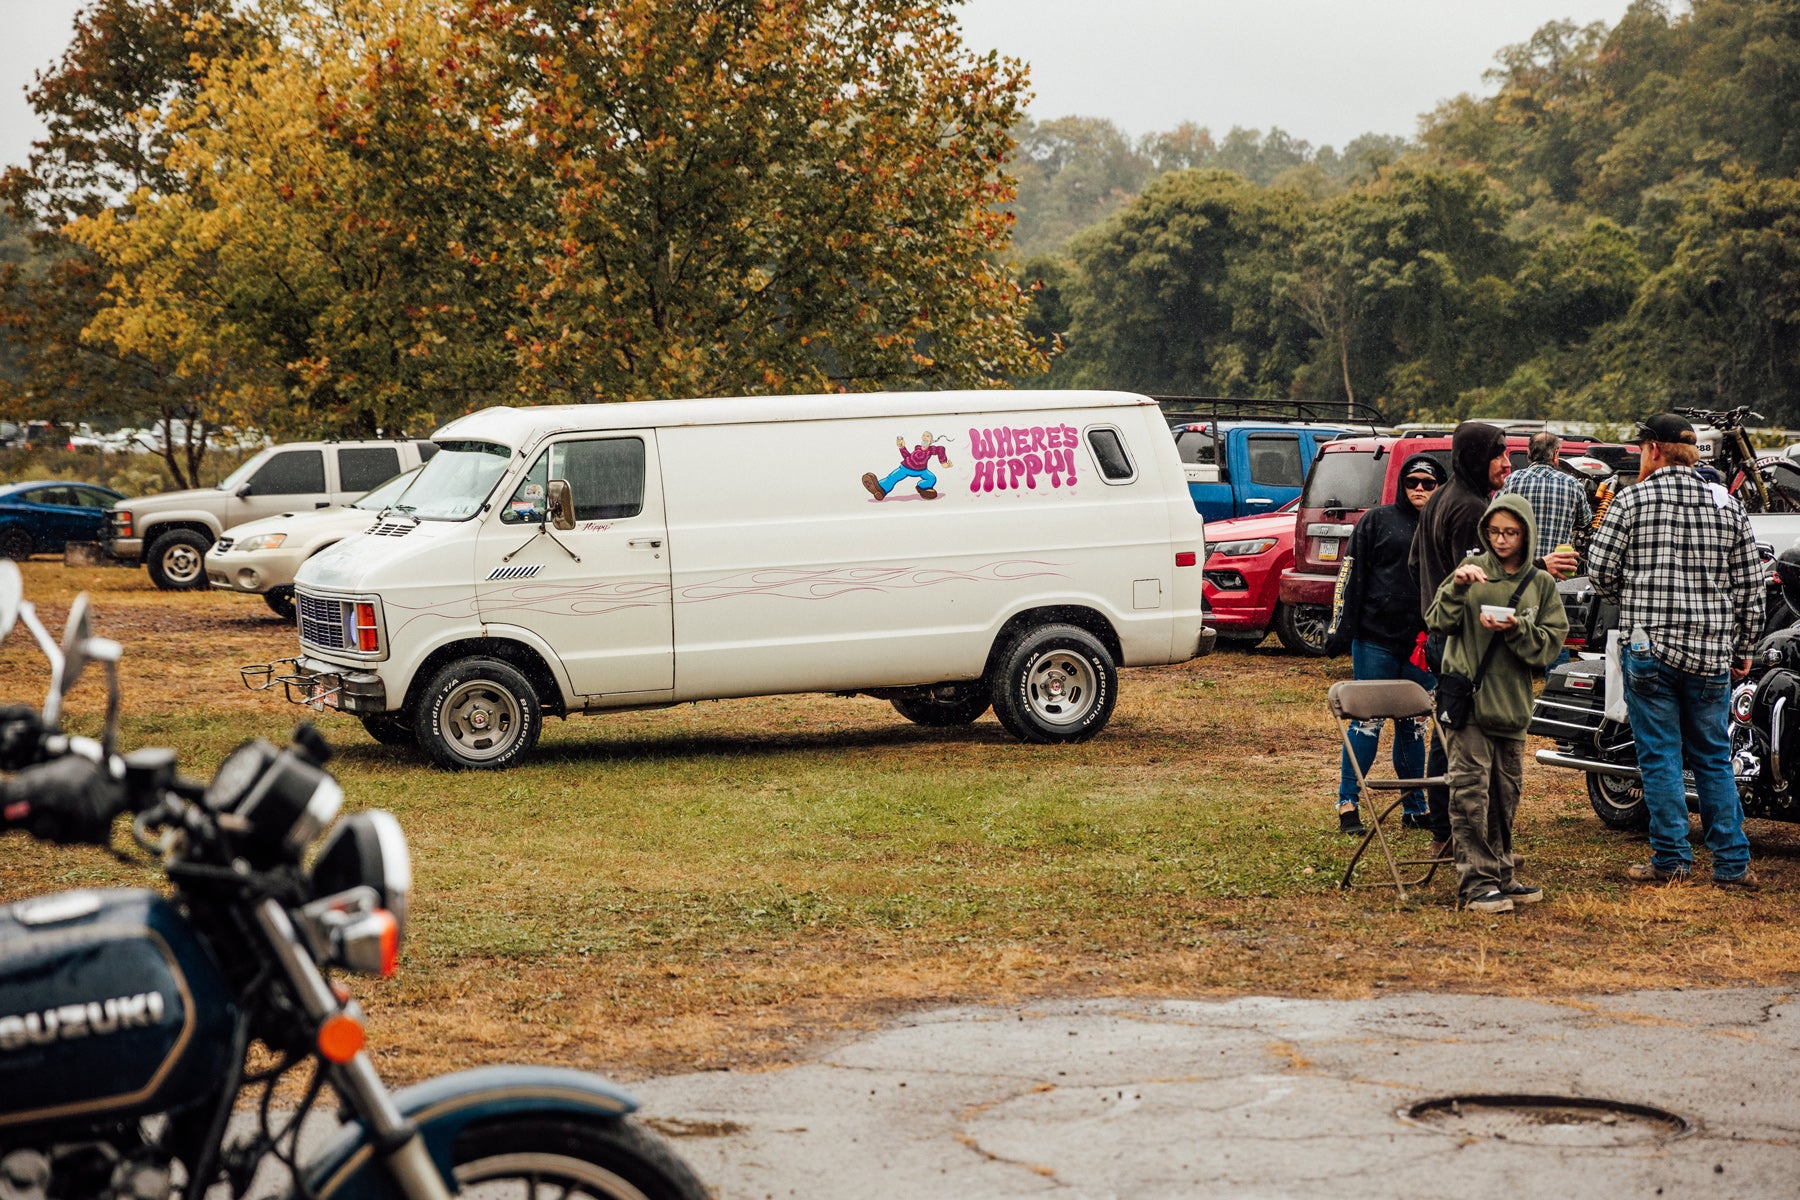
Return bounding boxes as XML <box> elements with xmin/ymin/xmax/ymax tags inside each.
<box><xmin>486</xmin><ymin>565</ymin><xmax>543</xmax><ymax>581</ymax></box>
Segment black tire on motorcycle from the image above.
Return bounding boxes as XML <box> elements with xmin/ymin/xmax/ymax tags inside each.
<box><xmin>1756</xmin><ymin>460</ymin><xmax>1800</xmax><ymax>513</ymax></box>
<box><xmin>1272</xmin><ymin>602</ymin><xmax>1330</xmax><ymax>657</ymax></box>
<box><xmin>452</xmin><ymin>1115</ymin><xmax>708</xmax><ymax>1200</ymax></box>
<box><xmin>890</xmin><ymin>683</ymin><xmax>990</xmax><ymax>727</ymax></box>
<box><xmin>1585</xmin><ymin>770</ymin><xmax>1649</xmax><ymax>831</ymax></box>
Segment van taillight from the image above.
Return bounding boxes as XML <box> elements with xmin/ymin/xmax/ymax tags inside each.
<box><xmin>1175</xmin><ymin>551</ymin><xmax>1197</xmax><ymax>567</ymax></box>
<box><xmin>353</xmin><ymin>603</ymin><xmax>379</xmax><ymax>652</ymax></box>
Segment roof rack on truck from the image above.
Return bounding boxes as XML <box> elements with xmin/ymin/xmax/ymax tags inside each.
<box><xmin>1151</xmin><ymin>395</ymin><xmax>1388</xmax><ymax>436</ymax></box>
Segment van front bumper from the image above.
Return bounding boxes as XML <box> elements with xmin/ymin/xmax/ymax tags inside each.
<box><xmin>240</xmin><ymin>655</ymin><xmax>388</xmax><ymax>715</ymax></box>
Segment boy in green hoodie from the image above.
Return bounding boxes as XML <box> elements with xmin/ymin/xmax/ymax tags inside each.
<box><xmin>1426</xmin><ymin>493</ymin><xmax>1569</xmax><ymax>913</ymax></box>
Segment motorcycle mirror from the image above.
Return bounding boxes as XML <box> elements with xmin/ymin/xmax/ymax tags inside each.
<box><xmin>59</xmin><ymin>593</ymin><xmax>94</xmax><ymax>699</ymax></box>
<box><xmin>0</xmin><ymin>560</ymin><xmax>19</xmax><ymax>644</ymax></box>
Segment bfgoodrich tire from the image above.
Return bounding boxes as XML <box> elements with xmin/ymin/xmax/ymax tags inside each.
<box><xmin>890</xmin><ymin>683</ymin><xmax>991</xmax><ymax>727</ymax></box>
<box><xmin>452</xmin><ymin>1116</ymin><xmax>707</xmax><ymax>1200</ymax></box>
<box><xmin>146</xmin><ymin>529</ymin><xmax>211</xmax><ymax>591</ymax></box>
<box><xmin>1273</xmin><ymin>601</ymin><xmax>1330</xmax><ymax>657</ymax></box>
<box><xmin>414</xmin><ymin>657</ymin><xmax>542</xmax><ymax>770</ymax></box>
<box><xmin>990</xmin><ymin>623</ymin><xmax>1116</xmax><ymax>744</ymax></box>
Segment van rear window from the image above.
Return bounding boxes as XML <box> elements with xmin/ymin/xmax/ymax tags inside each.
<box><xmin>1301</xmin><ymin>450</ymin><xmax>1383</xmax><ymax>511</ymax></box>
<box><xmin>1086</xmin><ymin>427</ymin><xmax>1136</xmax><ymax>482</ymax></box>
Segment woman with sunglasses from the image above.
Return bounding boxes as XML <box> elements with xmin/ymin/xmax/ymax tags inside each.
<box><xmin>1325</xmin><ymin>453</ymin><xmax>1450</xmax><ymax>835</ymax></box>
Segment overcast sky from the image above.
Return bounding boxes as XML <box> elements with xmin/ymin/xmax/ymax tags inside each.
<box><xmin>3</xmin><ymin>0</ymin><xmax>1643</xmax><ymax>173</ymax></box>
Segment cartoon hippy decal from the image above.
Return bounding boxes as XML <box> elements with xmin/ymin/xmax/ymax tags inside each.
<box><xmin>863</xmin><ymin>432</ymin><xmax>953</xmax><ymax>501</ymax></box>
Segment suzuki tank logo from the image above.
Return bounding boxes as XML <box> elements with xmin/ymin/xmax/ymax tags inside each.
<box><xmin>0</xmin><ymin>991</ymin><xmax>166</xmax><ymax>1051</ymax></box>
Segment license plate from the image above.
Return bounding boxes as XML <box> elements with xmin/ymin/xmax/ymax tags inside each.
<box><xmin>1318</xmin><ymin>537</ymin><xmax>1341</xmax><ymax>562</ymax></box>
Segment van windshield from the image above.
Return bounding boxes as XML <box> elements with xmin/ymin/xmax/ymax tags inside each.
<box><xmin>386</xmin><ymin>440</ymin><xmax>513</xmax><ymax>521</ymax></box>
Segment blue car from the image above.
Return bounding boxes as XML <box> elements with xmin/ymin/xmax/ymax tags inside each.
<box><xmin>0</xmin><ymin>480</ymin><xmax>127</xmax><ymax>559</ymax></box>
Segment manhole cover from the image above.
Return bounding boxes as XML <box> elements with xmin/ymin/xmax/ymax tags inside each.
<box><xmin>1401</xmin><ymin>1094</ymin><xmax>1693</xmax><ymax>1147</ymax></box>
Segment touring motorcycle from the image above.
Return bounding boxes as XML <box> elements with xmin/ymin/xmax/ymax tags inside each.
<box><xmin>1530</xmin><ymin>543</ymin><xmax>1800</xmax><ymax>831</ymax></box>
<box><xmin>0</xmin><ymin>559</ymin><xmax>705</xmax><ymax>1200</ymax></box>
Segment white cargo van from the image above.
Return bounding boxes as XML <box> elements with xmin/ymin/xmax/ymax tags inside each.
<box><xmin>248</xmin><ymin>390</ymin><xmax>1215</xmax><ymax>768</ymax></box>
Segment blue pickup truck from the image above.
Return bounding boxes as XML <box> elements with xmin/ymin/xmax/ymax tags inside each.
<box><xmin>1156</xmin><ymin>398</ymin><xmax>1382</xmax><ymax>522</ymax></box>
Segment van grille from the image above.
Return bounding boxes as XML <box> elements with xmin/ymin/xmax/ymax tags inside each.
<box><xmin>297</xmin><ymin>593</ymin><xmax>349</xmax><ymax>651</ymax></box>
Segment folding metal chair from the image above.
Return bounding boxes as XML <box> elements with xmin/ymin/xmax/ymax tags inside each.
<box><xmin>1329</xmin><ymin>679</ymin><xmax>1453</xmax><ymax>900</ymax></box>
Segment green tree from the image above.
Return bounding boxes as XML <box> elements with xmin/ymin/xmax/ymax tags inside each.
<box><xmin>1055</xmin><ymin>169</ymin><xmax>1307</xmax><ymax>395</ymax></box>
<box><xmin>1008</xmin><ymin>116</ymin><xmax>1151</xmax><ymax>261</ymax></box>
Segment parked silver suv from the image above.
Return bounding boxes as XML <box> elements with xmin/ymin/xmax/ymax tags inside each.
<box><xmin>107</xmin><ymin>438</ymin><xmax>438</xmax><ymax>589</ymax></box>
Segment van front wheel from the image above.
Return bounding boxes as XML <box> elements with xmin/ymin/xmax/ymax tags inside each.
<box><xmin>415</xmin><ymin>657</ymin><xmax>542</xmax><ymax>770</ymax></box>
<box><xmin>991</xmin><ymin>624</ymin><xmax>1116</xmax><ymax>744</ymax></box>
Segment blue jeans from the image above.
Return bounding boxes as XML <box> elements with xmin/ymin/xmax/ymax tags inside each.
<box><xmin>1621</xmin><ymin>647</ymin><xmax>1750</xmax><ymax>880</ymax></box>
<box><xmin>1338</xmin><ymin>639</ymin><xmax>1433</xmax><ymax>814</ymax></box>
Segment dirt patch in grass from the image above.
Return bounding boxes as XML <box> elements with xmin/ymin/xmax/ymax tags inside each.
<box><xmin>2</xmin><ymin>560</ymin><xmax>1797</xmax><ymax>1085</ymax></box>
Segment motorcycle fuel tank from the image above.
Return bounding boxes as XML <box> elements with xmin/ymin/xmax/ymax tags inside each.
<box><xmin>0</xmin><ymin>888</ymin><xmax>237</xmax><ymax>1134</ymax></box>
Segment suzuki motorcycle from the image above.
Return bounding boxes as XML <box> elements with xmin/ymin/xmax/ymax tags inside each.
<box><xmin>1530</xmin><ymin>545</ymin><xmax>1800</xmax><ymax>832</ymax></box>
<box><xmin>0</xmin><ymin>560</ymin><xmax>705</xmax><ymax>1200</ymax></box>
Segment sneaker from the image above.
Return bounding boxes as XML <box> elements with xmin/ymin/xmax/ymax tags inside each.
<box><xmin>861</xmin><ymin>473</ymin><xmax>887</xmax><ymax>500</ymax></box>
<box><xmin>1501</xmin><ymin>881</ymin><xmax>1543</xmax><ymax>904</ymax></box>
<box><xmin>1401</xmin><ymin>812</ymin><xmax>1432</xmax><ymax>831</ymax></box>
<box><xmin>1714</xmin><ymin>870</ymin><xmax>1761</xmax><ymax>891</ymax></box>
<box><xmin>1463</xmin><ymin>890</ymin><xmax>1514</xmax><ymax>913</ymax></box>
<box><xmin>1625</xmin><ymin>862</ymin><xmax>1690</xmax><ymax>885</ymax></box>
<box><xmin>1338</xmin><ymin>808</ymin><xmax>1368</xmax><ymax>836</ymax></box>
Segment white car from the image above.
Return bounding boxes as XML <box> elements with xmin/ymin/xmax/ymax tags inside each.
<box><xmin>205</xmin><ymin>467</ymin><xmax>421</xmax><ymax>621</ymax></box>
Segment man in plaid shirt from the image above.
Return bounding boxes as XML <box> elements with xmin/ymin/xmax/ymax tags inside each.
<box><xmin>1586</xmin><ymin>412</ymin><xmax>1764</xmax><ymax>888</ymax></box>
<box><xmin>1500</xmin><ymin>432</ymin><xmax>1590</xmax><ymax>556</ymax></box>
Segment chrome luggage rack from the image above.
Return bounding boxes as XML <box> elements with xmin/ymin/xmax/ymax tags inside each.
<box><xmin>240</xmin><ymin>658</ymin><xmax>344</xmax><ymax>710</ymax></box>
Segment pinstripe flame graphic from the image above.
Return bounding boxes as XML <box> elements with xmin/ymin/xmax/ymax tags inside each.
<box><xmin>380</xmin><ymin>558</ymin><xmax>1069</xmax><ymax>636</ymax></box>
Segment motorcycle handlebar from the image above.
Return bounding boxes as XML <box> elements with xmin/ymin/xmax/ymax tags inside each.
<box><xmin>0</xmin><ymin>754</ymin><xmax>127</xmax><ymax>846</ymax></box>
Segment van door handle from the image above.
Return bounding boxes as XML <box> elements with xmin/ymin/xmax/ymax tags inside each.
<box><xmin>628</xmin><ymin>538</ymin><xmax>663</xmax><ymax>549</ymax></box>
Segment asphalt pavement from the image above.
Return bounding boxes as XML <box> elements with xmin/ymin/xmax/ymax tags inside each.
<box><xmin>634</xmin><ymin>985</ymin><xmax>1799</xmax><ymax>1199</ymax></box>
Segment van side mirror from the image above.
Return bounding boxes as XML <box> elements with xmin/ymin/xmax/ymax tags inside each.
<box><xmin>236</xmin><ymin>484</ymin><xmax>253</xmax><ymax>498</ymax></box>
<box><xmin>547</xmin><ymin>479</ymin><xmax>576</xmax><ymax>530</ymax></box>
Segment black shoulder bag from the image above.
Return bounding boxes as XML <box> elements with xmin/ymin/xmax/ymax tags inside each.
<box><xmin>1434</xmin><ymin>568</ymin><xmax>1537</xmax><ymax>731</ymax></box>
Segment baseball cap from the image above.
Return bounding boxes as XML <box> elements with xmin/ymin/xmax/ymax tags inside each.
<box><xmin>1636</xmin><ymin>412</ymin><xmax>1697</xmax><ymax>445</ymax></box>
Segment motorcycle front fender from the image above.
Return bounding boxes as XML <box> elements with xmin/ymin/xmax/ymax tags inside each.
<box><xmin>294</xmin><ymin>1065</ymin><xmax>640</xmax><ymax>1200</ymax></box>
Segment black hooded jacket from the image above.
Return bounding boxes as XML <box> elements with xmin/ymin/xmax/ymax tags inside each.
<box><xmin>1409</xmin><ymin>421</ymin><xmax>1506</xmax><ymax>619</ymax></box>
<box><xmin>1326</xmin><ymin>453</ymin><xmax>1447</xmax><ymax>654</ymax></box>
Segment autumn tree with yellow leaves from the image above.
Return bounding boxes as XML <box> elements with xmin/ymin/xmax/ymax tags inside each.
<box><xmin>54</xmin><ymin>0</ymin><xmax>1043</xmax><ymax>444</ymax></box>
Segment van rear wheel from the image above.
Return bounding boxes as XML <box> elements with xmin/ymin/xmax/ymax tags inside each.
<box><xmin>890</xmin><ymin>683</ymin><xmax>990</xmax><ymax>727</ymax></box>
<box><xmin>360</xmin><ymin>713</ymin><xmax>415</xmax><ymax>747</ymax></box>
<box><xmin>264</xmin><ymin>586</ymin><xmax>297</xmax><ymax>622</ymax></box>
<box><xmin>415</xmin><ymin>657</ymin><xmax>542</xmax><ymax>770</ymax></box>
<box><xmin>991</xmin><ymin>623</ymin><xmax>1116</xmax><ymax>744</ymax></box>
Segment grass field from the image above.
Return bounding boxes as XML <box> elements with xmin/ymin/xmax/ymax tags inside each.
<box><xmin>2</xmin><ymin>560</ymin><xmax>1795</xmax><ymax>1084</ymax></box>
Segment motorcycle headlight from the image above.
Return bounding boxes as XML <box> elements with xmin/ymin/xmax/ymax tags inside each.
<box><xmin>236</xmin><ymin>532</ymin><xmax>288</xmax><ymax>552</ymax></box>
<box><xmin>1732</xmin><ymin>682</ymin><xmax>1757</xmax><ymax>725</ymax></box>
<box><xmin>310</xmin><ymin>810</ymin><xmax>411</xmax><ymax>951</ymax></box>
<box><xmin>1211</xmin><ymin>538</ymin><xmax>1278</xmax><ymax>558</ymax></box>
<box><xmin>207</xmin><ymin>738</ymin><xmax>344</xmax><ymax>862</ymax></box>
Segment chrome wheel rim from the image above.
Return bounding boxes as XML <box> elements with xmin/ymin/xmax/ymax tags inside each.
<box><xmin>162</xmin><ymin>542</ymin><xmax>203</xmax><ymax>583</ymax></box>
<box><xmin>440</xmin><ymin>679</ymin><xmax>523</xmax><ymax>762</ymax></box>
<box><xmin>1023</xmin><ymin>648</ymin><xmax>1096</xmax><ymax>726</ymax></box>
<box><xmin>1295</xmin><ymin>604</ymin><xmax>1329</xmax><ymax>650</ymax></box>
<box><xmin>455</xmin><ymin>1150</ymin><xmax>650</xmax><ymax>1200</ymax></box>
